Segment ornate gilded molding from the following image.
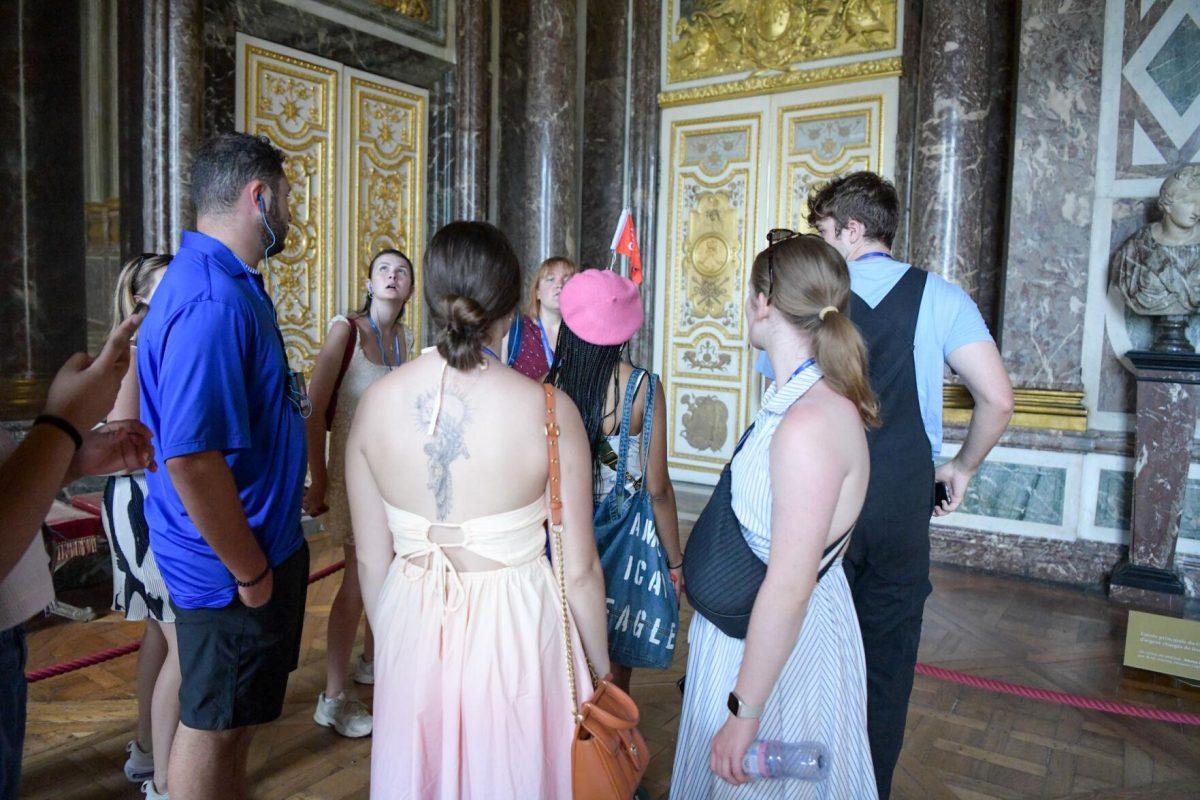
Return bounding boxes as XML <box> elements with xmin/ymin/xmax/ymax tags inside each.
<box><xmin>369</xmin><ymin>0</ymin><xmax>432</xmax><ymax>23</ymax></box>
<box><xmin>658</xmin><ymin>56</ymin><xmax>902</xmax><ymax>108</ymax></box>
<box><xmin>943</xmin><ymin>384</ymin><xmax>1088</xmax><ymax>432</ymax></box>
<box><xmin>668</xmin><ymin>0</ymin><xmax>897</xmax><ymax>84</ymax></box>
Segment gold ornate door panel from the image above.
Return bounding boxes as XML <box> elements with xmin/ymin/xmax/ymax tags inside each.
<box><xmin>344</xmin><ymin>69</ymin><xmax>428</xmax><ymax>347</ymax></box>
<box><xmin>657</xmin><ymin>111</ymin><xmax>764</xmax><ymax>482</ymax></box>
<box><xmin>776</xmin><ymin>94</ymin><xmax>886</xmax><ymax>232</ymax></box>
<box><xmin>237</xmin><ymin>38</ymin><xmax>340</xmax><ymax>374</ymax></box>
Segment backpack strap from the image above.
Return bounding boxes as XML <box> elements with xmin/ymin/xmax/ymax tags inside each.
<box><xmin>325</xmin><ymin>317</ymin><xmax>359</xmax><ymax>432</ymax></box>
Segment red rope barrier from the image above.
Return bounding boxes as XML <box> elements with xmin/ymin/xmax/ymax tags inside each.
<box><xmin>915</xmin><ymin>662</ymin><xmax>1200</xmax><ymax>726</ymax></box>
<box><xmin>25</xmin><ymin>559</ymin><xmax>348</xmax><ymax>684</ymax></box>
<box><xmin>24</xmin><ymin>561</ymin><xmax>1200</xmax><ymax>727</ymax></box>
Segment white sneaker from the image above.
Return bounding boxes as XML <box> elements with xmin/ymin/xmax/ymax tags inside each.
<box><xmin>124</xmin><ymin>740</ymin><xmax>154</xmax><ymax>782</ymax></box>
<box><xmin>141</xmin><ymin>779</ymin><xmax>169</xmax><ymax>799</ymax></box>
<box><xmin>352</xmin><ymin>653</ymin><xmax>375</xmax><ymax>685</ymax></box>
<box><xmin>313</xmin><ymin>692</ymin><xmax>373</xmax><ymax>738</ymax></box>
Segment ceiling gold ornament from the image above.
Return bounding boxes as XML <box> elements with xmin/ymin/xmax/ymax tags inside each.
<box><xmin>369</xmin><ymin>0</ymin><xmax>432</xmax><ymax>23</ymax></box>
<box><xmin>943</xmin><ymin>384</ymin><xmax>1088</xmax><ymax>432</ymax></box>
<box><xmin>668</xmin><ymin>0</ymin><xmax>897</xmax><ymax>84</ymax></box>
<box><xmin>660</xmin><ymin>55</ymin><xmax>901</xmax><ymax>107</ymax></box>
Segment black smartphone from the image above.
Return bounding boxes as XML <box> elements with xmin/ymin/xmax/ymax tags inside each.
<box><xmin>934</xmin><ymin>480</ymin><xmax>950</xmax><ymax>508</ymax></box>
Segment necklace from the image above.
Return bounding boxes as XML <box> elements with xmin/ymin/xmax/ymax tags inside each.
<box><xmin>367</xmin><ymin>314</ymin><xmax>402</xmax><ymax>370</ymax></box>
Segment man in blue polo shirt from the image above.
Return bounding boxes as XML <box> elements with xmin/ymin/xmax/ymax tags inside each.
<box><xmin>758</xmin><ymin>172</ymin><xmax>1013</xmax><ymax>798</ymax></box>
<box><xmin>138</xmin><ymin>132</ymin><xmax>308</xmax><ymax>799</ymax></box>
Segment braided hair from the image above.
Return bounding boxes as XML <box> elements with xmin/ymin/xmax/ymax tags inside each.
<box><xmin>546</xmin><ymin>323</ymin><xmax>627</xmax><ymax>484</ymax></box>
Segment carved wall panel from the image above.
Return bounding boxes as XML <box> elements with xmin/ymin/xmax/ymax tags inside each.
<box><xmin>345</xmin><ymin>70</ymin><xmax>428</xmax><ymax>345</ymax></box>
<box><xmin>656</xmin><ymin>80</ymin><xmax>895</xmax><ymax>482</ymax></box>
<box><xmin>238</xmin><ymin>41</ymin><xmax>340</xmax><ymax>375</ymax></box>
<box><xmin>238</xmin><ymin>36</ymin><xmax>429</xmax><ymax>371</ymax></box>
<box><xmin>776</xmin><ymin>95</ymin><xmax>884</xmax><ymax>232</ymax></box>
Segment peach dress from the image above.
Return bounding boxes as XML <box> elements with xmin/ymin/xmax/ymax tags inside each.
<box><xmin>369</xmin><ymin>495</ymin><xmax>592</xmax><ymax>799</ymax></box>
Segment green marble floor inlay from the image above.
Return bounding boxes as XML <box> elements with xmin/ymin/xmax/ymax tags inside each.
<box><xmin>1093</xmin><ymin>469</ymin><xmax>1200</xmax><ymax>540</ymax></box>
<box><xmin>1146</xmin><ymin>14</ymin><xmax>1200</xmax><ymax>116</ymax></box>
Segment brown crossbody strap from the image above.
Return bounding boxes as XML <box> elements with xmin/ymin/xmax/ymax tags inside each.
<box><xmin>543</xmin><ymin>385</ymin><xmax>581</xmax><ymax>720</ymax></box>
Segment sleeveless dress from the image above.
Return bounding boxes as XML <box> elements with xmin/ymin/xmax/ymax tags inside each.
<box><xmin>325</xmin><ymin>315</ymin><xmax>414</xmax><ymax>547</ymax></box>
<box><xmin>369</xmin><ymin>496</ymin><xmax>593</xmax><ymax>799</ymax></box>
<box><xmin>670</xmin><ymin>366</ymin><xmax>879</xmax><ymax>800</ymax></box>
<box><xmin>103</xmin><ymin>472</ymin><xmax>174</xmax><ymax>622</ymax></box>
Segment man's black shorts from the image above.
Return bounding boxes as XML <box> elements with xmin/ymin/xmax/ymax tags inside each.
<box><xmin>173</xmin><ymin>540</ymin><xmax>309</xmax><ymax>730</ymax></box>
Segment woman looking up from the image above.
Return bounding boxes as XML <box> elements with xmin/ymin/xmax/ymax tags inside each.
<box><xmin>346</xmin><ymin>222</ymin><xmax>610</xmax><ymax>798</ymax></box>
<box><xmin>671</xmin><ymin>233</ymin><xmax>879</xmax><ymax>798</ymax></box>
<box><xmin>548</xmin><ymin>269</ymin><xmax>683</xmax><ymax>693</ymax></box>
<box><xmin>101</xmin><ymin>253</ymin><xmax>177</xmax><ymax>800</ymax></box>
<box><xmin>303</xmin><ymin>249</ymin><xmax>415</xmax><ymax>739</ymax></box>
<box><xmin>506</xmin><ymin>256</ymin><xmax>577</xmax><ymax>380</ymax></box>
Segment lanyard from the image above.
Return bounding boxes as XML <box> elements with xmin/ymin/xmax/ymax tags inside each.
<box><xmin>854</xmin><ymin>251</ymin><xmax>892</xmax><ymax>262</ymax></box>
<box><xmin>536</xmin><ymin>318</ymin><xmax>555</xmax><ymax>367</ymax></box>
<box><xmin>367</xmin><ymin>314</ymin><xmax>402</xmax><ymax>368</ymax></box>
<box><xmin>237</xmin><ymin>261</ymin><xmax>311</xmax><ymax>418</ymax></box>
<box><xmin>237</xmin><ymin>262</ymin><xmax>290</xmax><ymax>365</ymax></box>
<box><xmin>482</xmin><ymin>346</ymin><xmax>501</xmax><ymax>362</ymax></box>
<box><xmin>786</xmin><ymin>357</ymin><xmax>817</xmax><ymax>384</ymax></box>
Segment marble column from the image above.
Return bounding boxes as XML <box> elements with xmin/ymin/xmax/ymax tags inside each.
<box><xmin>496</xmin><ymin>0</ymin><xmax>581</xmax><ymax>276</ymax></box>
<box><xmin>121</xmin><ymin>0</ymin><xmax>204</xmax><ymax>255</ymax></box>
<box><xmin>453</xmin><ymin>0</ymin><xmax>490</xmax><ymax>221</ymax></box>
<box><xmin>909</xmin><ymin>0</ymin><xmax>1012</xmax><ymax>327</ymax></box>
<box><xmin>999</xmin><ymin>0</ymin><xmax>1104</xmax><ymax>389</ymax></box>
<box><xmin>0</xmin><ymin>0</ymin><xmax>87</xmax><ymax>419</ymax></box>
<box><xmin>1110</xmin><ymin>352</ymin><xmax>1196</xmax><ymax>612</ymax></box>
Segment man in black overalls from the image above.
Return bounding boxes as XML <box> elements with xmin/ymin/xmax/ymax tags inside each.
<box><xmin>806</xmin><ymin>173</ymin><xmax>1014</xmax><ymax>798</ymax></box>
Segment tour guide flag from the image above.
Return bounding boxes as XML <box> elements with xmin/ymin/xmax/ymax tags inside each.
<box><xmin>610</xmin><ymin>208</ymin><xmax>643</xmax><ymax>285</ymax></box>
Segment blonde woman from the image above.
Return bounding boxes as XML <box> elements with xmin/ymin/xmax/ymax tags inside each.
<box><xmin>100</xmin><ymin>253</ymin><xmax>177</xmax><ymax>800</ymax></box>
<box><xmin>505</xmin><ymin>256</ymin><xmax>577</xmax><ymax>380</ymax></box>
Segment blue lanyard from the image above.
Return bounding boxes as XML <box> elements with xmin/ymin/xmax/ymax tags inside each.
<box><xmin>237</xmin><ymin>262</ymin><xmax>290</xmax><ymax>363</ymax></box>
<box><xmin>536</xmin><ymin>318</ymin><xmax>555</xmax><ymax>366</ymax></box>
<box><xmin>854</xmin><ymin>251</ymin><xmax>892</xmax><ymax>262</ymax></box>
<box><xmin>786</xmin><ymin>357</ymin><xmax>817</xmax><ymax>384</ymax></box>
<box><xmin>482</xmin><ymin>346</ymin><xmax>501</xmax><ymax>362</ymax></box>
<box><xmin>367</xmin><ymin>314</ymin><xmax>401</xmax><ymax>368</ymax></box>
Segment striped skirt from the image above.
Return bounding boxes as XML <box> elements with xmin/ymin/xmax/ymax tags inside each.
<box><xmin>670</xmin><ymin>563</ymin><xmax>877</xmax><ymax>799</ymax></box>
<box><xmin>102</xmin><ymin>474</ymin><xmax>174</xmax><ymax>623</ymax></box>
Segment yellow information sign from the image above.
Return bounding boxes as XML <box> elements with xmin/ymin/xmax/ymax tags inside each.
<box><xmin>1124</xmin><ymin>610</ymin><xmax>1200</xmax><ymax>682</ymax></box>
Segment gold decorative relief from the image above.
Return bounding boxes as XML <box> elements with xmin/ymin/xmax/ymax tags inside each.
<box><xmin>659</xmin><ymin>56</ymin><xmax>901</xmax><ymax>108</ymax></box>
<box><xmin>777</xmin><ymin>95</ymin><xmax>883</xmax><ymax>232</ymax></box>
<box><xmin>346</xmin><ymin>71</ymin><xmax>427</xmax><ymax>348</ymax></box>
<box><xmin>241</xmin><ymin>44</ymin><xmax>338</xmax><ymax>375</ymax></box>
<box><xmin>370</xmin><ymin>0</ymin><xmax>432</xmax><ymax>23</ymax></box>
<box><xmin>662</xmin><ymin>115</ymin><xmax>761</xmax><ymax>475</ymax></box>
<box><xmin>668</xmin><ymin>0</ymin><xmax>897</xmax><ymax>84</ymax></box>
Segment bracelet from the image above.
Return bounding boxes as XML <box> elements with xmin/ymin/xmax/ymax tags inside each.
<box><xmin>34</xmin><ymin>414</ymin><xmax>83</xmax><ymax>451</ymax></box>
<box><xmin>668</xmin><ymin>560</ymin><xmax>683</xmax><ymax>570</ymax></box>
<box><xmin>235</xmin><ymin>563</ymin><xmax>271</xmax><ymax>588</ymax></box>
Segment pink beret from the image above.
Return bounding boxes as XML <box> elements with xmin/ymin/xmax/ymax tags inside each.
<box><xmin>559</xmin><ymin>269</ymin><xmax>644</xmax><ymax>346</ymax></box>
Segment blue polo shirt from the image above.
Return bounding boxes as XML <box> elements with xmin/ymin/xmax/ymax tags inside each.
<box><xmin>138</xmin><ymin>231</ymin><xmax>307</xmax><ymax>609</ymax></box>
<box><xmin>756</xmin><ymin>254</ymin><xmax>993</xmax><ymax>456</ymax></box>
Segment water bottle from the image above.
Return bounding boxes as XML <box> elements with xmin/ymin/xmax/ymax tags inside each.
<box><xmin>741</xmin><ymin>740</ymin><xmax>830</xmax><ymax>781</ymax></box>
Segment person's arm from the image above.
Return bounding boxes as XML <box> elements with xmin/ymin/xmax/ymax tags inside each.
<box><xmin>709</xmin><ymin>407</ymin><xmax>844</xmax><ymax>785</ymax></box>
<box><xmin>936</xmin><ymin>341</ymin><xmax>1014</xmax><ymax>516</ymax></box>
<box><xmin>555</xmin><ymin>389</ymin><xmax>612</xmax><ymax>679</ymax></box>
<box><xmin>644</xmin><ymin>377</ymin><xmax>683</xmax><ymax>598</ymax></box>
<box><xmin>0</xmin><ymin>314</ymin><xmax>144</xmax><ymax>580</ymax></box>
<box><xmin>345</xmin><ymin>384</ymin><xmax>393</xmax><ymax>627</ymax></box>
<box><xmin>166</xmin><ymin>451</ymin><xmax>272</xmax><ymax>606</ymax></box>
<box><xmin>303</xmin><ymin>319</ymin><xmax>353</xmax><ymax>516</ymax></box>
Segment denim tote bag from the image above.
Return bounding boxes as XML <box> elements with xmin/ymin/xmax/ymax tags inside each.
<box><xmin>593</xmin><ymin>370</ymin><xmax>678</xmax><ymax>670</ymax></box>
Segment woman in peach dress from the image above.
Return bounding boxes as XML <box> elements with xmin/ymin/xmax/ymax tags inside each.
<box><xmin>346</xmin><ymin>221</ymin><xmax>612</xmax><ymax>799</ymax></box>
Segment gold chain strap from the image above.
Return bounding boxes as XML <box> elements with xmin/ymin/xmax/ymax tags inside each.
<box><xmin>544</xmin><ymin>386</ymin><xmax>582</xmax><ymax>722</ymax></box>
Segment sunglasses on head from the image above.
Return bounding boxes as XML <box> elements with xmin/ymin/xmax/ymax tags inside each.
<box><xmin>764</xmin><ymin>228</ymin><xmax>815</xmax><ymax>299</ymax></box>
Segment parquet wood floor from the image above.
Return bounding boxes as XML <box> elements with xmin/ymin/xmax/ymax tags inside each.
<box><xmin>21</xmin><ymin>521</ymin><xmax>1200</xmax><ymax>799</ymax></box>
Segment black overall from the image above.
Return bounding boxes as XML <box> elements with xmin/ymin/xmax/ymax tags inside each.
<box><xmin>843</xmin><ymin>267</ymin><xmax>934</xmax><ymax>800</ymax></box>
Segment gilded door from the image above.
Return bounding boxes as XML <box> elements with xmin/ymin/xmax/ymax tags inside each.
<box><xmin>656</xmin><ymin>79</ymin><xmax>897</xmax><ymax>483</ymax></box>
<box><xmin>236</xmin><ymin>35</ymin><xmax>428</xmax><ymax>373</ymax></box>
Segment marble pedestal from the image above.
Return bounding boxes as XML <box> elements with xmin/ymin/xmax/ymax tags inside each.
<box><xmin>1110</xmin><ymin>350</ymin><xmax>1197</xmax><ymax>612</ymax></box>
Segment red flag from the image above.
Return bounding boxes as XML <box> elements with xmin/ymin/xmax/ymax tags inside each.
<box><xmin>610</xmin><ymin>209</ymin><xmax>643</xmax><ymax>285</ymax></box>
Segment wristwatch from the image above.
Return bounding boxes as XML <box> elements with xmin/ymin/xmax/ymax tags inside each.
<box><xmin>727</xmin><ymin>691</ymin><xmax>763</xmax><ymax>719</ymax></box>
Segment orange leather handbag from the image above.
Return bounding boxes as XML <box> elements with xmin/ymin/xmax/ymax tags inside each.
<box><xmin>543</xmin><ymin>385</ymin><xmax>650</xmax><ymax>800</ymax></box>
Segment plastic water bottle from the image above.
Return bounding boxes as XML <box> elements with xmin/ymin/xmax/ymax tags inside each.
<box><xmin>741</xmin><ymin>740</ymin><xmax>830</xmax><ymax>781</ymax></box>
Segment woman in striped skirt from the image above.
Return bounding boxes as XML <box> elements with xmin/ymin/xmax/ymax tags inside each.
<box><xmin>100</xmin><ymin>253</ymin><xmax>178</xmax><ymax>800</ymax></box>
<box><xmin>671</xmin><ymin>234</ymin><xmax>879</xmax><ymax>799</ymax></box>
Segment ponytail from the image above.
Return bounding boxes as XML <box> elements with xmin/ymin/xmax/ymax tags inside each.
<box><xmin>812</xmin><ymin>308</ymin><xmax>880</xmax><ymax>428</ymax></box>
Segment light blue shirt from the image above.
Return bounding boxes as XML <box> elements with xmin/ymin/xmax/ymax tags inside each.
<box><xmin>755</xmin><ymin>254</ymin><xmax>993</xmax><ymax>456</ymax></box>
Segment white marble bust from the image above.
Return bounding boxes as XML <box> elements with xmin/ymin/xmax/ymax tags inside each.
<box><xmin>1113</xmin><ymin>166</ymin><xmax>1200</xmax><ymax>317</ymax></box>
